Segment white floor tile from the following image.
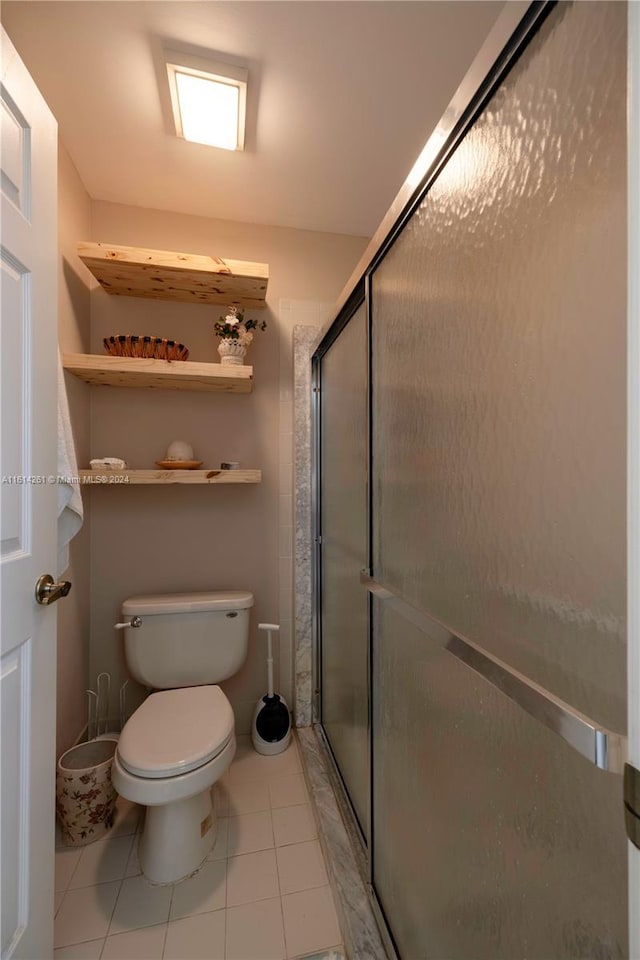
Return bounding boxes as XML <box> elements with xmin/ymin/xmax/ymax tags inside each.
<box><xmin>54</xmin><ymin>881</ymin><xmax>121</xmax><ymax>948</ymax></box>
<box><xmin>227</xmin><ymin>810</ymin><xmax>274</xmax><ymax>857</ymax></box>
<box><xmin>163</xmin><ymin>910</ymin><xmax>226</xmax><ymax>960</ymax></box>
<box><xmin>53</xmin><ymin>938</ymin><xmax>104</xmax><ymax>959</ymax></box>
<box><xmin>261</xmin><ymin>746</ymin><xmax>302</xmax><ymax>777</ymax></box>
<box><xmin>124</xmin><ymin>839</ymin><xmax>142</xmax><ymax>878</ymax></box>
<box><xmin>206</xmin><ymin>818</ymin><xmax>228</xmax><ymax>861</ymax></box>
<box><xmin>110</xmin><ymin>800</ymin><xmax>141</xmax><ymax>839</ymax></box>
<box><xmin>268</xmin><ymin>774</ymin><xmax>309</xmax><ymax>809</ymax></box>
<box><xmin>108</xmin><ymin>875</ymin><xmax>172</xmax><ymax>934</ymax></box>
<box><xmin>229</xmin><ymin>742</ymin><xmax>301</xmax><ymax>784</ymax></box>
<box><xmin>272</xmin><ymin>804</ymin><xmax>317</xmax><ymax>847</ymax></box>
<box><xmin>281</xmin><ymin>887</ymin><xmax>342</xmax><ymax>959</ymax></box>
<box><xmin>169</xmin><ymin>859</ymin><xmax>226</xmax><ymax>920</ymax></box>
<box><xmin>218</xmin><ymin>777</ymin><xmax>271</xmax><ymax>816</ymax></box>
<box><xmin>54</xmin><ymin>891</ymin><xmax>65</xmax><ymax>916</ymax></box>
<box><xmin>55</xmin><ymin>847</ymin><xmax>82</xmax><ymax>892</ymax></box>
<box><xmin>234</xmin><ymin>734</ymin><xmax>253</xmax><ymax>754</ymax></box>
<box><xmin>101</xmin><ymin>922</ymin><xmax>166</xmax><ymax>959</ymax></box>
<box><xmin>226</xmin><ymin>849</ymin><xmax>280</xmax><ymax>907</ymax></box>
<box><xmin>276</xmin><ymin>841</ymin><xmax>328</xmax><ymax>895</ymax></box>
<box><xmin>69</xmin><ymin>836</ymin><xmax>134</xmax><ymax>889</ymax></box>
<box><xmin>54</xmin><ymin>738</ymin><xmax>343</xmax><ymax>960</ymax></box>
<box><xmin>228</xmin><ymin>751</ymin><xmax>276</xmax><ymax>784</ymax></box>
<box><xmin>225</xmin><ymin>897</ymin><xmax>286</xmax><ymax>960</ymax></box>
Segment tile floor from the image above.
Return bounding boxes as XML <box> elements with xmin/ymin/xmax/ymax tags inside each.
<box><xmin>54</xmin><ymin>735</ymin><xmax>345</xmax><ymax>960</ymax></box>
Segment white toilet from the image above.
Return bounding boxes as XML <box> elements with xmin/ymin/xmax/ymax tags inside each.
<box><xmin>111</xmin><ymin>590</ymin><xmax>253</xmax><ymax>884</ymax></box>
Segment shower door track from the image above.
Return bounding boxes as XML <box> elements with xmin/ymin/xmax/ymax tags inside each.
<box><xmin>361</xmin><ymin>571</ymin><xmax>627</xmax><ymax>775</ymax></box>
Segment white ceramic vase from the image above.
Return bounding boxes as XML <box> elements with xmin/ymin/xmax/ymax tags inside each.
<box><xmin>218</xmin><ymin>338</ymin><xmax>247</xmax><ymax>366</ymax></box>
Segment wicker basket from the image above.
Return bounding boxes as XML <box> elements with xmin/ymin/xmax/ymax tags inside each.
<box><xmin>56</xmin><ymin>739</ymin><xmax>119</xmax><ymax>846</ymax></box>
<box><xmin>103</xmin><ymin>335</ymin><xmax>189</xmax><ymax>361</ymax></box>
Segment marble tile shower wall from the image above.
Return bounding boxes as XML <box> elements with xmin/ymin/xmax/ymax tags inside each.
<box><xmin>278</xmin><ymin>302</ymin><xmax>330</xmax><ymax>723</ymax></box>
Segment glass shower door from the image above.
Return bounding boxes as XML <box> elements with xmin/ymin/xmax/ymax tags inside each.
<box><xmin>319</xmin><ymin>303</ymin><xmax>369</xmax><ymax>838</ymax></box>
<box><xmin>370</xmin><ymin>2</ymin><xmax>628</xmax><ymax>957</ymax></box>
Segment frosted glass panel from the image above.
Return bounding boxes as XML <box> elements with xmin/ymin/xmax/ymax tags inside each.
<box><xmin>373</xmin><ymin>603</ymin><xmax>627</xmax><ymax>960</ymax></box>
<box><xmin>320</xmin><ymin>304</ymin><xmax>369</xmax><ymax>836</ymax></box>
<box><xmin>371</xmin><ymin>2</ymin><xmax>627</xmax><ymax>957</ymax></box>
<box><xmin>372</xmin><ymin>0</ymin><xmax>626</xmax><ymax>732</ymax></box>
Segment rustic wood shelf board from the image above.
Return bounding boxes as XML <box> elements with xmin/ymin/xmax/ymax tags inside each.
<box><xmin>78</xmin><ymin>241</ymin><xmax>269</xmax><ymax>308</ymax></box>
<box><xmin>63</xmin><ymin>354</ymin><xmax>253</xmax><ymax>393</ymax></box>
<box><xmin>79</xmin><ymin>469</ymin><xmax>261</xmax><ymax>485</ymax></box>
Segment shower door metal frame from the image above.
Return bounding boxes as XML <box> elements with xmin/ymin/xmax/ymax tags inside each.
<box><xmin>628</xmin><ymin>4</ymin><xmax>640</xmax><ymax>952</ymax></box>
<box><xmin>312</xmin><ymin>0</ymin><xmax>637</xmax><ymax>953</ymax></box>
<box><xmin>312</xmin><ymin>279</ymin><xmax>372</xmax><ymax>849</ymax></box>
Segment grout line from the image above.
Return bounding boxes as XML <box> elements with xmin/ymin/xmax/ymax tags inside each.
<box><xmin>272</xmin><ymin>833</ymin><xmax>283</xmax><ymax>901</ymax></box>
<box><xmin>277</xmin><ymin>871</ymin><xmax>290</xmax><ymax>960</ymax></box>
<box><xmin>160</xmin><ymin>906</ymin><xmax>171</xmax><ymax>958</ymax></box>
<box><xmin>269</xmin><ymin>807</ymin><xmax>279</xmax><ymax>852</ymax></box>
<box><xmin>165</xmin><ymin>878</ymin><xmax>177</xmax><ymax>937</ymax></box>
<box><xmin>222</xmin><ymin>900</ymin><xmax>227</xmax><ymax>960</ymax></box>
<box><xmin>65</xmin><ymin>847</ymin><xmax>84</xmax><ymax>891</ymax></box>
<box><xmin>104</xmin><ymin>874</ymin><xmax>126</xmax><ymax>940</ymax></box>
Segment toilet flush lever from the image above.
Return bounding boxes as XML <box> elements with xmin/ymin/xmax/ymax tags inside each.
<box><xmin>114</xmin><ymin>616</ymin><xmax>142</xmax><ymax>630</ymax></box>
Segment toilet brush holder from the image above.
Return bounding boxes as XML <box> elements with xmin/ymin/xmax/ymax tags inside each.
<box><xmin>251</xmin><ymin>623</ymin><xmax>292</xmax><ymax>756</ymax></box>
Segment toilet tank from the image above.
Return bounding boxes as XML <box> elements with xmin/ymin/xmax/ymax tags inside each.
<box><xmin>120</xmin><ymin>590</ymin><xmax>253</xmax><ymax>689</ymax></box>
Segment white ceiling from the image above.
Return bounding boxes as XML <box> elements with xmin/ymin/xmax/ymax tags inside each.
<box><xmin>2</xmin><ymin>1</ymin><xmax>503</xmax><ymax>237</ymax></box>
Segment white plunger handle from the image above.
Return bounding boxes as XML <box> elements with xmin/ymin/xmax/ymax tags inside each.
<box><xmin>258</xmin><ymin>623</ymin><xmax>280</xmax><ymax>698</ymax></box>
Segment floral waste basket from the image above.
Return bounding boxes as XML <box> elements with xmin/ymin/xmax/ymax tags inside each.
<box><xmin>56</xmin><ymin>739</ymin><xmax>118</xmax><ymax>846</ymax></box>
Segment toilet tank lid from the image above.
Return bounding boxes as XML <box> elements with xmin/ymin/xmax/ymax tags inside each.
<box><xmin>122</xmin><ymin>590</ymin><xmax>254</xmax><ymax>615</ymax></box>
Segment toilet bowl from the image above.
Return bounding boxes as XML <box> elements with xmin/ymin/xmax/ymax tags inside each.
<box><xmin>112</xmin><ymin>685</ymin><xmax>236</xmax><ymax>884</ymax></box>
<box><xmin>111</xmin><ymin>589</ymin><xmax>253</xmax><ymax>884</ymax></box>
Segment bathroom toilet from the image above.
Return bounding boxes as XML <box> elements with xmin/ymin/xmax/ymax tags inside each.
<box><xmin>111</xmin><ymin>590</ymin><xmax>253</xmax><ymax>884</ymax></box>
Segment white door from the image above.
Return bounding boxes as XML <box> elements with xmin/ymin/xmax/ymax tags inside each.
<box><xmin>1</xmin><ymin>27</ymin><xmax>59</xmax><ymax>960</ymax></box>
<box><xmin>629</xmin><ymin>4</ymin><xmax>640</xmax><ymax>953</ymax></box>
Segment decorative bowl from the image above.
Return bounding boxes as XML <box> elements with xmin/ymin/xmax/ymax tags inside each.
<box><xmin>103</xmin><ymin>335</ymin><xmax>189</xmax><ymax>361</ymax></box>
<box><xmin>155</xmin><ymin>460</ymin><xmax>203</xmax><ymax>470</ymax></box>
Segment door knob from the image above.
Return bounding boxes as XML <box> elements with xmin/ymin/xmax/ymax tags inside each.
<box><xmin>35</xmin><ymin>574</ymin><xmax>72</xmax><ymax>605</ymax></box>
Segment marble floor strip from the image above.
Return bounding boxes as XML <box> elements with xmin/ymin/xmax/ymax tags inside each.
<box><xmin>296</xmin><ymin>727</ymin><xmax>388</xmax><ymax>960</ymax></box>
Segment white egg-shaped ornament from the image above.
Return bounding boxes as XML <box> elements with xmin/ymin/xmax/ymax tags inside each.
<box><xmin>166</xmin><ymin>440</ymin><xmax>194</xmax><ymax>461</ymax></box>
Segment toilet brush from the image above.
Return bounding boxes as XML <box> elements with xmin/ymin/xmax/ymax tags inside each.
<box><xmin>251</xmin><ymin>623</ymin><xmax>292</xmax><ymax>756</ymax></box>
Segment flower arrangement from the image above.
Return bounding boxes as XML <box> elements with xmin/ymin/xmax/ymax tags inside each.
<box><xmin>214</xmin><ymin>306</ymin><xmax>267</xmax><ymax>345</ymax></box>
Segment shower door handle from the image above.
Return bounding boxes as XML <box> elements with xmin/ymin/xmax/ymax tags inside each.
<box><xmin>360</xmin><ymin>570</ymin><xmax>628</xmax><ymax>775</ymax></box>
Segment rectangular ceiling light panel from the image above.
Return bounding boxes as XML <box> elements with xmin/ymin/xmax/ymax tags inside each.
<box><xmin>166</xmin><ymin>54</ymin><xmax>247</xmax><ymax>151</ymax></box>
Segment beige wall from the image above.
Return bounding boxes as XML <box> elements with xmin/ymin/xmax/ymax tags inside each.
<box><xmin>56</xmin><ymin>141</ymin><xmax>92</xmax><ymax>755</ymax></box>
<box><xmin>85</xmin><ymin>202</ymin><xmax>366</xmax><ymax>732</ymax></box>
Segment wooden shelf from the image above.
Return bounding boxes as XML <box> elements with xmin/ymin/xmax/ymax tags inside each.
<box><xmin>78</xmin><ymin>242</ymin><xmax>268</xmax><ymax>308</ymax></box>
<box><xmin>63</xmin><ymin>354</ymin><xmax>252</xmax><ymax>393</ymax></box>
<box><xmin>79</xmin><ymin>469</ymin><xmax>261</xmax><ymax>485</ymax></box>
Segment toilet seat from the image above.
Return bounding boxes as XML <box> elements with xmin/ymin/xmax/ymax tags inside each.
<box><xmin>118</xmin><ymin>685</ymin><xmax>234</xmax><ymax>779</ymax></box>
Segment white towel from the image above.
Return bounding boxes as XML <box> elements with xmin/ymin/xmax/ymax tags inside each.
<box><xmin>57</xmin><ymin>349</ymin><xmax>83</xmax><ymax>574</ymax></box>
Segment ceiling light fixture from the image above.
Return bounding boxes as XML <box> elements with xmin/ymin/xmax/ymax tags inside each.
<box><xmin>166</xmin><ymin>52</ymin><xmax>247</xmax><ymax>151</ymax></box>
